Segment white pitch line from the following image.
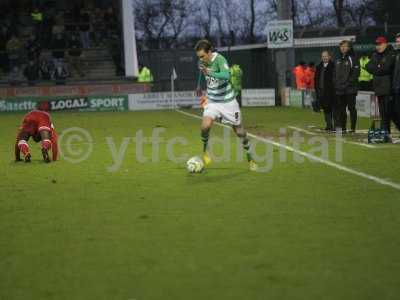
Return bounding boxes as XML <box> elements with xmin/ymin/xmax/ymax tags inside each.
<box><xmin>344</xmin><ymin>140</ymin><xmax>377</xmax><ymax>149</ymax></box>
<box><xmin>355</xmin><ymin>129</ymin><xmax>369</xmax><ymax>134</ymax></box>
<box><xmin>176</xmin><ymin>109</ymin><xmax>400</xmax><ymax>191</ymax></box>
<box><xmin>290</xmin><ymin>125</ymin><xmax>377</xmax><ymax>149</ymax></box>
<box><xmin>288</xmin><ymin>126</ymin><xmax>318</xmax><ymax>135</ymax></box>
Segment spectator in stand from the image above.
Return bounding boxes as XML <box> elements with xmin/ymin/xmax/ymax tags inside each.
<box><xmin>71</xmin><ymin>3</ymin><xmax>81</xmax><ymax>34</ymax></box>
<box><xmin>25</xmin><ymin>35</ymin><xmax>41</xmax><ymax>64</ymax></box>
<box><xmin>8</xmin><ymin>65</ymin><xmax>24</xmax><ymax>85</ymax></box>
<box><xmin>0</xmin><ymin>28</ymin><xmax>8</xmax><ymax>73</ymax></box>
<box><xmin>107</xmin><ymin>33</ymin><xmax>124</xmax><ymax>75</ymax></box>
<box><xmin>91</xmin><ymin>8</ymin><xmax>105</xmax><ymax>47</ymax></box>
<box><xmin>103</xmin><ymin>6</ymin><xmax>117</xmax><ymax>39</ymax></box>
<box><xmin>52</xmin><ymin>14</ymin><xmax>65</xmax><ymax>39</ymax></box>
<box><xmin>68</xmin><ymin>34</ymin><xmax>85</xmax><ymax>77</ymax></box>
<box><xmin>366</xmin><ymin>36</ymin><xmax>400</xmax><ymax>133</ymax></box>
<box><xmin>31</xmin><ymin>6</ymin><xmax>43</xmax><ymax>43</ymax></box>
<box><xmin>39</xmin><ymin>57</ymin><xmax>53</xmax><ymax>80</ymax></box>
<box><xmin>333</xmin><ymin>40</ymin><xmax>360</xmax><ymax>133</ymax></box>
<box><xmin>51</xmin><ymin>32</ymin><xmax>66</xmax><ymax>61</ymax></box>
<box><xmin>305</xmin><ymin>62</ymin><xmax>316</xmax><ymax>90</ymax></box>
<box><xmin>24</xmin><ymin>59</ymin><xmax>40</xmax><ymax>85</ymax></box>
<box><xmin>315</xmin><ymin>51</ymin><xmax>336</xmax><ymax>131</ymax></box>
<box><xmin>358</xmin><ymin>52</ymin><xmax>373</xmax><ymax>91</ymax></box>
<box><xmin>293</xmin><ymin>61</ymin><xmax>307</xmax><ymax>90</ymax></box>
<box><xmin>51</xmin><ymin>33</ymin><xmax>69</xmax><ymax>81</ymax></box>
<box><xmin>64</xmin><ymin>9</ymin><xmax>77</xmax><ymax>34</ymax></box>
<box><xmin>79</xmin><ymin>8</ymin><xmax>91</xmax><ymax>49</ymax></box>
<box><xmin>6</xmin><ymin>34</ymin><xmax>23</xmax><ymax>71</ymax></box>
<box><xmin>40</xmin><ymin>7</ymin><xmax>54</xmax><ymax>48</ymax></box>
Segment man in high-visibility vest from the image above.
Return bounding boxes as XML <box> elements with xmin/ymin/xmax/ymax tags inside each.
<box><xmin>137</xmin><ymin>65</ymin><xmax>154</xmax><ymax>83</ymax></box>
<box><xmin>358</xmin><ymin>53</ymin><xmax>373</xmax><ymax>91</ymax></box>
<box><xmin>292</xmin><ymin>61</ymin><xmax>307</xmax><ymax>90</ymax></box>
<box><xmin>31</xmin><ymin>7</ymin><xmax>43</xmax><ymax>42</ymax></box>
<box><xmin>230</xmin><ymin>64</ymin><xmax>243</xmax><ymax>107</ymax></box>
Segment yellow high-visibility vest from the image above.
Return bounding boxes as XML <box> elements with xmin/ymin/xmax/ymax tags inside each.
<box><xmin>230</xmin><ymin>64</ymin><xmax>243</xmax><ymax>92</ymax></box>
<box><xmin>138</xmin><ymin>67</ymin><xmax>153</xmax><ymax>83</ymax></box>
<box><xmin>359</xmin><ymin>57</ymin><xmax>373</xmax><ymax>82</ymax></box>
<box><xmin>31</xmin><ymin>12</ymin><xmax>43</xmax><ymax>22</ymax></box>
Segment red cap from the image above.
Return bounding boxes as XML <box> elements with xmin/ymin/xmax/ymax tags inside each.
<box><xmin>375</xmin><ymin>36</ymin><xmax>387</xmax><ymax>45</ymax></box>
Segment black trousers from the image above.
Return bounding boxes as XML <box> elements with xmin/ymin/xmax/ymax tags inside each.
<box><xmin>385</xmin><ymin>94</ymin><xmax>400</xmax><ymax>131</ymax></box>
<box><xmin>395</xmin><ymin>94</ymin><xmax>400</xmax><ymax>130</ymax></box>
<box><xmin>337</xmin><ymin>94</ymin><xmax>357</xmax><ymax>131</ymax></box>
<box><xmin>377</xmin><ymin>95</ymin><xmax>391</xmax><ymax>132</ymax></box>
<box><xmin>324</xmin><ymin>111</ymin><xmax>336</xmax><ymax>130</ymax></box>
<box><xmin>319</xmin><ymin>92</ymin><xmax>337</xmax><ymax>130</ymax></box>
<box><xmin>377</xmin><ymin>95</ymin><xmax>400</xmax><ymax>133</ymax></box>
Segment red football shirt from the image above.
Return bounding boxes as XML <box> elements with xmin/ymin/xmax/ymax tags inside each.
<box><xmin>15</xmin><ymin>110</ymin><xmax>58</xmax><ymax>161</ymax></box>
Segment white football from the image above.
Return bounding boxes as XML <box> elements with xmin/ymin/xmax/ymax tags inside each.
<box><xmin>186</xmin><ymin>156</ymin><xmax>204</xmax><ymax>173</ymax></box>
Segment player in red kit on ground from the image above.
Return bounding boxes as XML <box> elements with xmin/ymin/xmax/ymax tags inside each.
<box><xmin>15</xmin><ymin>109</ymin><xmax>58</xmax><ymax>163</ymax></box>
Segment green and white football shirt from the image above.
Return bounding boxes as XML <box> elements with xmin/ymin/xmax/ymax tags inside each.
<box><xmin>198</xmin><ymin>52</ymin><xmax>235</xmax><ymax>103</ymax></box>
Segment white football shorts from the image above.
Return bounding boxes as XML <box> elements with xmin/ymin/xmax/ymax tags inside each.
<box><xmin>203</xmin><ymin>100</ymin><xmax>241</xmax><ymax>126</ymax></box>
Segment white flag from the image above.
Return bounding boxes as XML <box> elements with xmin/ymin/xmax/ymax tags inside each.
<box><xmin>172</xmin><ymin>68</ymin><xmax>177</xmax><ymax>80</ymax></box>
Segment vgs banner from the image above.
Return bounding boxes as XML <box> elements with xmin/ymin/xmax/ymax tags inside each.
<box><xmin>0</xmin><ymin>95</ymin><xmax>129</xmax><ymax>112</ymax></box>
<box><xmin>266</xmin><ymin>20</ymin><xmax>294</xmax><ymax>49</ymax></box>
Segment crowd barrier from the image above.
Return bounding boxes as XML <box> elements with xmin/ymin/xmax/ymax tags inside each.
<box><xmin>0</xmin><ymin>89</ymin><xmax>276</xmax><ymax>113</ymax></box>
<box><xmin>282</xmin><ymin>88</ymin><xmax>377</xmax><ymax>117</ymax></box>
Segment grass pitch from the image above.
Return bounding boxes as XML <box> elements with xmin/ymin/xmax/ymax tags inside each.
<box><xmin>1</xmin><ymin>107</ymin><xmax>400</xmax><ymax>300</ymax></box>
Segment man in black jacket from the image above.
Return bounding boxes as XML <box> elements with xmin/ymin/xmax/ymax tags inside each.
<box><xmin>25</xmin><ymin>35</ymin><xmax>41</xmax><ymax>64</ymax></box>
<box><xmin>315</xmin><ymin>50</ymin><xmax>336</xmax><ymax>131</ymax></box>
<box><xmin>333</xmin><ymin>40</ymin><xmax>360</xmax><ymax>133</ymax></box>
<box><xmin>366</xmin><ymin>36</ymin><xmax>400</xmax><ymax>133</ymax></box>
<box><xmin>393</xmin><ymin>34</ymin><xmax>400</xmax><ymax>130</ymax></box>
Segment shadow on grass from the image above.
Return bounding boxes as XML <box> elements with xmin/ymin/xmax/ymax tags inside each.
<box><xmin>10</xmin><ymin>160</ymin><xmax>52</xmax><ymax>166</ymax></box>
<box><xmin>185</xmin><ymin>168</ymin><xmax>252</xmax><ymax>184</ymax></box>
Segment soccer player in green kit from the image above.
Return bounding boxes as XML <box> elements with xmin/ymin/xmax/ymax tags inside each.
<box><xmin>195</xmin><ymin>39</ymin><xmax>258</xmax><ymax>171</ymax></box>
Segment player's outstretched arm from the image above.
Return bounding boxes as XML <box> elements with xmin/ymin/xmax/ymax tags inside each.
<box><xmin>207</xmin><ymin>56</ymin><xmax>231</xmax><ymax>80</ymax></box>
<box><xmin>15</xmin><ymin>129</ymin><xmax>25</xmax><ymax>161</ymax></box>
<box><xmin>15</xmin><ymin>130</ymin><xmax>31</xmax><ymax>162</ymax></box>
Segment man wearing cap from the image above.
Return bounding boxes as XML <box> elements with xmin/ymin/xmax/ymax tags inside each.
<box><xmin>366</xmin><ymin>36</ymin><xmax>400</xmax><ymax>133</ymax></box>
<box><xmin>392</xmin><ymin>34</ymin><xmax>400</xmax><ymax>128</ymax></box>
